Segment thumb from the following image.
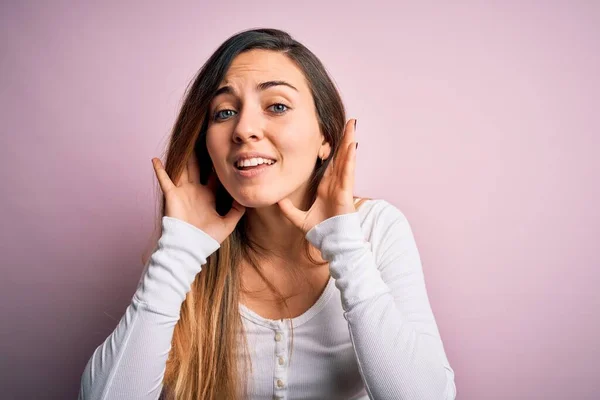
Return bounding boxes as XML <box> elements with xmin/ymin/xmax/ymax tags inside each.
<box><xmin>277</xmin><ymin>198</ymin><xmax>306</xmax><ymax>229</ymax></box>
<box><xmin>223</xmin><ymin>200</ymin><xmax>246</xmax><ymax>227</ymax></box>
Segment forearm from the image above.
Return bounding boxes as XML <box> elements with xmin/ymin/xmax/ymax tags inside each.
<box><xmin>79</xmin><ymin>217</ymin><xmax>219</xmax><ymax>400</ymax></box>
<box><xmin>341</xmin><ymin>275</ymin><xmax>455</xmax><ymax>399</ymax></box>
<box><xmin>307</xmin><ymin>211</ymin><xmax>456</xmax><ymax>399</ymax></box>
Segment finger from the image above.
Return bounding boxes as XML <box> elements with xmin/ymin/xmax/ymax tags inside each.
<box><xmin>177</xmin><ymin>161</ymin><xmax>188</xmax><ymax>187</ymax></box>
<box><xmin>152</xmin><ymin>158</ymin><xmax>176</xmax><ymax>194</ymax></box>
<box><xmin>277</xmin><ymin>198</ymin><xmax>306</xmax><ymax>229</ymax></box>
<box><xmin>223</xmin><ymin>200</ymin><xmax>246</xmax><ymax>227</ymax></box>
<box><xmin>323</xmin><ymin>157</ymin><xmax>334</xmax><ymax>178</ymax></box>
<box><xmin>335</xmin><ymin>119</ymin><xmax>356</xmax><ymax>180</ymax></box>
<box><xmin>341</xmin><ymin>119</ymin><xmax>356</xmax><ymax>150</ymax></box>
<box><xmin>187</xmin><ymin>152</ymin><xmax>200</xmax><ymax>183</ymax></box>
<box><xmin>340</xmin><ymin>141</ymin><xmax>357</xmax><ymax>192</ymax></box>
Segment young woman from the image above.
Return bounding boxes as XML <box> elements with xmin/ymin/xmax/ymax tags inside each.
<box><xmin>78</xmin><ymin>28</ymin><xmax>456</xmax><ymax>400</ymax></box>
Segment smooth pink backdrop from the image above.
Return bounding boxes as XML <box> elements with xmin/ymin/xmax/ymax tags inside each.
<box><xmin>1</xmin><ymin>1</ymin><xmax>598</xmax><ymax>399</ymax></box>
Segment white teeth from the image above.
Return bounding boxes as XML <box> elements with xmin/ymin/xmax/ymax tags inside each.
<box><xmin>236</xmin><ymin>157</ymin><xmax>275</xmax><ymax>168</ymax></box>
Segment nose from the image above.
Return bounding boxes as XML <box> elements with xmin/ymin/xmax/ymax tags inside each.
<box><xmin>232</xmin><ymin>107</ymin><xmax>264</xmax><ymax>144</ymax></box>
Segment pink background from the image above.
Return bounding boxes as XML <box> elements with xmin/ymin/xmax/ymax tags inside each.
<box><xmin>1</xmin><ymin>1</ymin><xmax>598</xmax><ymax>399</ymax></box>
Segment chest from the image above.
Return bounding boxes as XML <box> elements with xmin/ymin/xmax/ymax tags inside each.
<box><xmin>239</xmin><ymin>261</ymin><xmax>331</xmax><ymax>321</ymax></box>
<box><xmin>238</xmin><ymin>287</ymin><xmax>369</xmax><ymax>400</ymax></box>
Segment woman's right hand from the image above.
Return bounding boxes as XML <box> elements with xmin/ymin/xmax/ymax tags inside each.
<box><xmin>151</xmin><ymin>155</ymin><xmax>245</xmax><ymax>244</ymax></box>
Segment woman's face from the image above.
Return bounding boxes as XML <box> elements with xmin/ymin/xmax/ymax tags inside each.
<box><xmin>206</xmin><ymin>49</ymin><xmax>331</xmax><ymax>208</ymax></box>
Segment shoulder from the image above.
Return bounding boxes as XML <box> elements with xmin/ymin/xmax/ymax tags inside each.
<box><xmin>353</xmin><ymin>197</ymin><xmax>415</xmax><ymax>251</ymax></box>
<box><xmin>354</xmin><ymin>197</ymin><xmax>410</xmax><ymax>227</ymax></box>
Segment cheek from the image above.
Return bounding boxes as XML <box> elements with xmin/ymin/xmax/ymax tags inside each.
<box><xmin>282</xmin><ymin>135</ymin><xmax>319</xmax><ymax>165</ymax></box>
<box><xmin>205</xmin><ymin>132</ymin><xmax>225</xmax><ymax>161</ymax></box>
<box><xmin>277</xmin><ymin>118</ymin><xmax>320</xmax><ymax>153</ymax></box>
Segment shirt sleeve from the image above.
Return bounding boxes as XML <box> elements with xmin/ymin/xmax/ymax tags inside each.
<box><xmin>305</xmin><ymin>200</ymin><xmax>457</xmax><ymax>400</ymax></box>
<box><xmin>78</xmin><ymin>216</ymin><xmax>220</xmax><ymax>400</ymax></box>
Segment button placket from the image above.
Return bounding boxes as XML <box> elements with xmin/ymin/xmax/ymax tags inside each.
<box><xmin>272</xmin><ymin>320</ymin><xmax>289</xmax><ymax>399</ymax></box>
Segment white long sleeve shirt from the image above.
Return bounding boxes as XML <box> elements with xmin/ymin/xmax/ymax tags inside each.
<box><xmin>78</xmin><ymin>199</ymin><xmax>456</xmax><ymax>399</ymax></box>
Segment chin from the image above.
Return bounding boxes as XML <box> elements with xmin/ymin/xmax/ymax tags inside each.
<box><xmin>237</xmin><ymin>198</ymin><xmax>276</xmax><ymax>209</ymax></box>
<box><xmin>223</xmin><ymin>178</ymin><xmax>304</xmax><ymax>210</ymax></box>
<box><xmin>230</xmin><ymin>190</ymin><xmax>282</xmax><ymax>209</ymax></box>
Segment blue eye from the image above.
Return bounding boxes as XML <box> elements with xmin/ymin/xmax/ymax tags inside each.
<box><xmin>269</xmin><ymin>103</ymin><xmax>289</xmax><ymax>114</ymax></box>
<box><xmin>212</xmin><ymin>104</ymin><xmax>289</xmax><ymax>121</ymax></box>
<box><xmin>214</xmin><ymin>109</ymin><xmax>236</xmax><ymax>121</ymax></box>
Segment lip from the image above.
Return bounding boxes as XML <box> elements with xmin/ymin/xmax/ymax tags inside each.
<box><xmin>234</xmin><ymin>162</ymin><xmax>275</xmax><ymax>179</ymax></box>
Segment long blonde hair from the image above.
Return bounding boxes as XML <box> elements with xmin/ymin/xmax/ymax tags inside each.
<box><xmin>142</xmin><ymin>28</ymin><xmax>365</xmax><ymax>399</ymax></box>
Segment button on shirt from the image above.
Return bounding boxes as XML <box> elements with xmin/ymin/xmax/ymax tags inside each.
<box><xmin>238</xmin><ymin>276</ymin><xmax>369</xmax><ymax>399</ymax></box>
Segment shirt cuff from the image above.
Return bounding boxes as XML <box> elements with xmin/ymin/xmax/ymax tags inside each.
<box><xmin>305</xmin><ymin>212</ymin><xmax>365</xmax><ymax>260</ymax></box>
<box><xmin>305</xmin><ymin>211</ymin><xmax>391</xmax><ymax>309</ymax></box>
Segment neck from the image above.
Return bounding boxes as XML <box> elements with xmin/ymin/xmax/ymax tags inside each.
<box><xmin>245</xmin><ymin>203</ymin><xmax>306</xmax><ymax>262</ymax></box>
<box><xmin>244</xmin><ymin>182</ymin><xmax>315</xmax><ymax>262</ymax></box>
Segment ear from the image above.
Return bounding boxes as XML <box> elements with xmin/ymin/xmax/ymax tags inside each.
<box><xmin>319</xmin><ymin>139</ymin><xmax>332</xmax><ymax>160</ymax></box>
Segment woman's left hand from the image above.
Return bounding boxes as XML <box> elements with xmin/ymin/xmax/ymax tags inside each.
<box><xmin>278</xmin><ymin>118</ymin><xmax>358</xmax><ymax>234</ymax></box>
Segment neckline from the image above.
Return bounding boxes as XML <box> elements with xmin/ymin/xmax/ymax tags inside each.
<box><xmin>238</xmin><ymin>275</ymin><xmax>336</xmax><ymax>329</ymax></box>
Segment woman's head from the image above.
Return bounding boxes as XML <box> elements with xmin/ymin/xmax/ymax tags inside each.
<box><xmin>207</xmin><ymin>49</ymin><xmax>332</xmax><ymax>208</ymax></box>
<box><xmin>158</xmin><ymin>28</ymin><xmax>347</xmax><ymax>400</ymax></box>
<box><xmin>191</xmin><ymin>28</ymin><xmax>346</xmax><ymax>211</ymax></box>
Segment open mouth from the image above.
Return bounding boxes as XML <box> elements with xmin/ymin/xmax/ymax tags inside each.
<box><xmin>235</xmin><ymin>157</ymin><xmax>277</xmax><ymax>170</ymax></box>
<box><xmin>234</xmin><ymin>157</ymin><xmax>277</xmax><ymax>178</ymax></box>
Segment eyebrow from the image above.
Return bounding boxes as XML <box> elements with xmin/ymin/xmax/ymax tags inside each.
<box><xmin>213</xmin><ymin>80</ymin><xmax>299</xmax><ymax>98</ymax></box>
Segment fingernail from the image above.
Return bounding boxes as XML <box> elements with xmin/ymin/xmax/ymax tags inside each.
<box><xmin>354</xmin><ymin>119</ymin><xmax>357</xmax><ymax>129</ymax></box>
<box><xmin>355</xmin><ymin>142</ymin><xmax>359</xmax><ymax>149</ymax></box>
